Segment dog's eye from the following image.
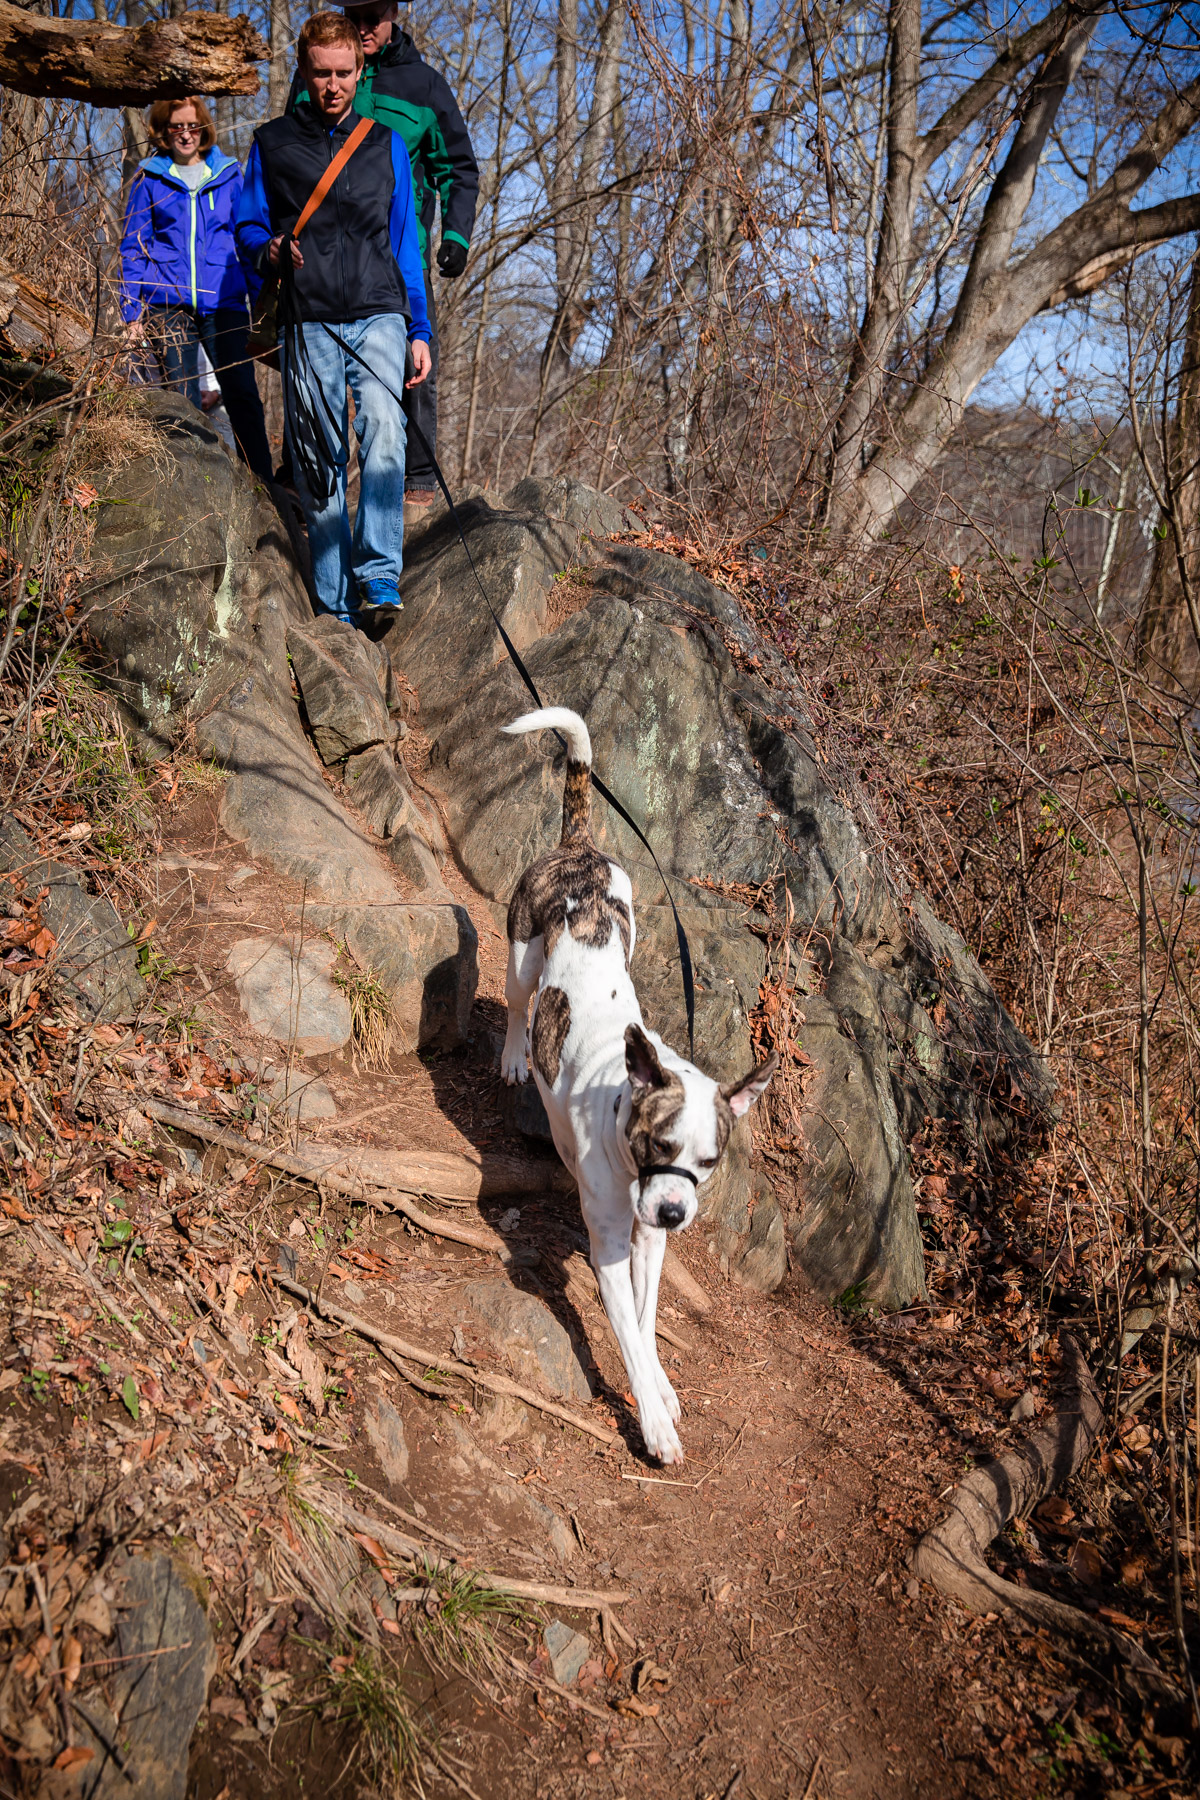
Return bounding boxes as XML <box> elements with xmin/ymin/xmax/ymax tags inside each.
<box><xmin>652</xmin><ymin>1139</ymin><xmax>672</xmax><ymax>1157</ymax></box>
<box><xmin>699</xmin><ymin>1156</ymin><xmax>717</xmax><ymax>1170</ymax></box>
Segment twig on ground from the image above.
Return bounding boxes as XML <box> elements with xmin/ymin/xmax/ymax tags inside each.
<box><xmin>308</xmin><ymin>1449</ymin><xmax>463</xmax><ymax>1551</ymax></box>
<box><xmin>140</xmin><ymin>1100</ymin><xmax>515</xmax><ymax>1257</ymax></box>
<box><xmin>316</xmin><ymin>1484</ymin><xmax>628</xmax><ymax>1610</ymax></box>
<box><xmin>29</xmin><ymin>1220</ymin><xmax>146</xmax><ymax>1344</ymax></box>
<box><xmin>230</xmin><ymin>1604</ymin><xmax>278</xmax><ymax>1674</ymax></box>
<box><xmin>662</xmin><ymin>1248</ymin><xmax>711</xmax><ymax>1314</ymax></box>
<box><xmin>506</xmin><ymin>1652</ymin><xmax>613</xmax><ymax>1723</ymax></box>
<box><xmin>274</xmin><ymin>1274</ymin><xmax>618</xmax><ymax>1447</ymax></box>
<box><xmin>29</xmin><ymin>1564</ymin><xmax>72</xmax><ymax>1749</ymax></box>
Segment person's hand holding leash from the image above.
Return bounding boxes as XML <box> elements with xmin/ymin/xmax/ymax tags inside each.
<box><xmin>406</xmin><ymin>339</ymin><xmax>431</xmax><ymax>387</ymax></box>
<box><xmin>267</xmin><ymin>235</ymin><xmax>304</xmax><ymax>269</ymax></box>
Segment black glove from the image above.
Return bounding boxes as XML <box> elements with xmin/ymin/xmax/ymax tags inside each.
<box><xmin>436</xmin><ymin>239</ymin><xmax>468</xmax><ymax>278</ymax></box>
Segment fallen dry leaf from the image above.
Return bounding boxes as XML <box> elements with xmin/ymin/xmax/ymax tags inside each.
<box><xmin>1069</xmin><ymin>1540</ymin><xmax>1104</xmax><ymax>1583</ymax></box>
<box><xmin>286</xmin><ymin>1316</ymin><xmax>327</xmax><ymax>1417</ymax></box>
<box><xmin>616</xmin><ymin>1695</ymin><xmax>660</xmax><ymax>1719</ymax></box>
<box><xmin>1034</xmin><ymin>1497</ymin><xmax>1075</xmax><ymax>1535</ymax></box>
<box><xmin>53</xmin><ymin>1747</ymin><xmax>94</xmax><ymax>1771</ymax></box>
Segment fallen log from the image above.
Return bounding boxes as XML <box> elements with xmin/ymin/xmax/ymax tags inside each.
<box><xmin>0</xmin><ymin>255</ymin><xmax>90</xmax><ymax>360</ymax></box>
<box><xmin>0</xmin><ymin>2</ymin><xmax>266</xmax><ymax>105</ymax></box>
<box><xmin>910</xmin><ymin>1335</ymin><xmax>1175</xmax><ymax>1692</ymax></box>
<box><xmin>141</xmin><ymin>1097</ymin><xmax>569</xmax><ymax>1204</ymax></box>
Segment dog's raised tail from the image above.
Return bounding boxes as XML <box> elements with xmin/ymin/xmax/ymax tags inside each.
<box><xmin>502</xmin><ymin>708</ymin><xmax>593</xmax><ymax>843</ymax></box>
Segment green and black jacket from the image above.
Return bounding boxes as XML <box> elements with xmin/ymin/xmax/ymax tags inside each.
<box><xmin>289</xmin><ymin>31</ymin><xmax>478</xmax><ymax>268</ymax></box>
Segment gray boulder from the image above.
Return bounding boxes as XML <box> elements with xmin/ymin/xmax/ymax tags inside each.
<box><xmin>311</xmin><ymin>900</ymin><xmax>477</xmax><ymax>1053</ymax></box>
<box><xmin>287</xmin><ymin>614</ymin><xmax>393</xmax><ymax>764</ymax></box>
<box><xmin>0</xmin><ymin>816</ymin><xmax>143</xmax><ymax>1022</ymax></box>
<box><xmin>81</xmin><ymin>393</ymin><xmax>477</xmax><ymax>1050</ymax></box>
<box><xmin>226</xmin><ymin>936</ymin><xmax>352</xmax><ymax>1055</ymax></box>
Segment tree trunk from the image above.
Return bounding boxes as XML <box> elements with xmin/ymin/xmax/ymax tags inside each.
<box><xmin>0</xmin><ymin>0</ymin><xmax>47</xmax><ymax>262</ymax></box>
<box><xmin>267</xmin><ymin>0</ymin><xmax>292</xmax><ymax>119</ymax></box>
<box><xmin>823</xmin><ymin>0</ymin><xmax>920</xmax><ymax>517</ymax></box>
<box><xmin>0</xmin><ymin>0</ymin><xmax>266</xmax><ymax>105</ymax></box>
<box><xmin>818</xmin><ymin>1</ymin><xmax>1200</xmax><ymax>544</ymax></box>
<box><xmin>1136</xmin><ymin>249</ymin><xmax>1200</xmax><ymax>687</ymax></box>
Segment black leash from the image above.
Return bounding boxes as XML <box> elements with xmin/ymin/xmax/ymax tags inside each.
<box><xmin>298</xmin><ymin>319</ymin><xmax>696</xmax><ymax>1060</ymax></box>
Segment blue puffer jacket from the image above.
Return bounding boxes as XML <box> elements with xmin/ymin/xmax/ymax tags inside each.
<box><xmin>120</xmin><ymin>148</ymin><xmax>258</xmax><ymax>321</ymax></box>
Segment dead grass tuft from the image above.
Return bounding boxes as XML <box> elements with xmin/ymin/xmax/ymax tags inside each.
<box><xmin>334</xmin><ymin>960</ymin><xmax>394</xmax><ymax>1070</ymax></box>
<box><xmin>76</xmin><ymin>384</ymin><xmax>176</xmax><ymax>477</ymax></box>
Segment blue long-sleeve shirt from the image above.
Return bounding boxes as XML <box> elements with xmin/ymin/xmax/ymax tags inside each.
<box><xmin>236</xmin><ymin>119</ymin><xmax>430</xmax><ymax>340</ymax></box>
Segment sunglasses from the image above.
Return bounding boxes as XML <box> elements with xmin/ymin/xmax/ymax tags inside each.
<box><xmin>168</xmin><ymin>123</ymin><xmax>202</xmax><ymax>135</ymax></box>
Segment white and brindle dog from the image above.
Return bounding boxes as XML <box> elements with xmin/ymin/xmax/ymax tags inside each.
<box><xmin>500</xmin><ymin>708</ymin><xmax>777</xmax><ymax>1464</ymax></box>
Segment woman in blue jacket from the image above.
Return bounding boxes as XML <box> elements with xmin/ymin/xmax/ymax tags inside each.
<box><xmin>121</xmin><ymin>96</ymin><xmax>272</xmax><ymax>481</ymax></box>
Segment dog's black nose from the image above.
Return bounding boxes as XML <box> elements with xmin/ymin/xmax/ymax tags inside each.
<box><xmin>657</xmin><ymin>1200</ymin><xmax>686</xmax><ymax>1230</ymax></box>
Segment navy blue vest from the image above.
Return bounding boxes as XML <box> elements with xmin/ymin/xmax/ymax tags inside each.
<box><xmin>252</xmin><ymin>104</ymin><xmax>411</xmax><ymax>324</ymax></box>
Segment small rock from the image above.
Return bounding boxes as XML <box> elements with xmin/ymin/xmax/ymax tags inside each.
<box><xmin>465</xmin><ymin>1281</ymin><xmax>591</xmax><ymax>1403</ymax></box>
<box><xmin>265</xmin><ymin>1070</ymin><xmax>337</xmax><ymax>1122</ymax></box>
<box><xmin>1010</xmin><ymin>1390</ymin><xmax>1038</xmax><ymax>1425</ymax></box>
<box><xmin>543</xmin><ymin>1619</ymin><xmax>590</xmax><ymax>1687</ymax></box>
<box><xmin>0</xmin><ymin>815</ymin><xmax>143</xmax><ymax>1022</ymax></box>
<box><xmin>497</xmin><ymin>1074</ymin><xmax>554</xmax><ymax>1142</ymax></box>
<box><xmin>308</xmin><ymin>901</ymin><xmax>477</xmax><ymax>1052</ymax></box>
<box><xmin>226</xmin><ymin>935</ymin><xmax>351</xmax><ymax>1055</ymax></box>
<box><xmin>475</xmin><ymin>1394</ymin><xmax>530</xmax><ymax>1444</ymax></box>
<box><xmin>68</xmin><ymin>1553</ymin><xmax>215</xmax><ymax>1798</ymax></box>
<box><xmin>226</xmin><ymin>865</ymin><xmax>258</xmax><ymax>889</ymax></box>
<box><xmin>276</xmin><ymin>1244</ymin><xmax>299</xmax><ymax>1278</ymax></box>
<box><xmin>364</xmin><ymin>1395</ymin><xmax>410</xmax><ymax>1486</ymax></box>
<box><xmin>497</xmin><ymin>1207</ymin><xmax>521</xmax><ymax>1234</ymax></box>
<box><xmin>342</xmin><ymin>1280</ymin><xmax>366</xmax><ymax>1304</ymax></box>
<box><xmin>904</xmin><ymin>1578</ymin><xmax>919</xmax><ymax>1600</ymax></box>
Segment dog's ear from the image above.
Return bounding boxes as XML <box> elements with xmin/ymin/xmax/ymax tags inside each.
<box><xmin>625</xmin><ymin>1023</ymin><xmax>669</xmax><ymax>1092</ymax></box>
<box><xmin>721</xmin><ymin>1052</ymin><xmax>779</xmax><ymax>1119</ymax></box>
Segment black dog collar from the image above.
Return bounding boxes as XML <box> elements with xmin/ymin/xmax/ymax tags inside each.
<box><xmin>637</xmin><ymin>1164</ymin><xmax>698</xmax><ymax>1189</ymax></box>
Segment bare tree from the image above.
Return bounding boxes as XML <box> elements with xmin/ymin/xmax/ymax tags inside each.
<box><xmin>1135</xmin><ymin>247</ymin><xmax>1200</xmax><ymax>684</ymax></box>
<box><xmin>822</xmin><ymin>0</ymin><xmax>1200</xmax><ymax>542</ymax></box>
<box><xmin>268</xmin><ymin>0</ymin><xmax>294</xmax><ymax>119</ymax></box>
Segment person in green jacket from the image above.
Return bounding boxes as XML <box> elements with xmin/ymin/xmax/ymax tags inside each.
<box><xmin>288</xmin><ymin>0</ymin><xmax>479</xmax><ymax>508</ymax></box>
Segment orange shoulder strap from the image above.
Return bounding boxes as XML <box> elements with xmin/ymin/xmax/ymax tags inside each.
<box><xmin>293</xmin><ymin>114</ymin><xmax>374</xmax><ymax>239</ymax></box>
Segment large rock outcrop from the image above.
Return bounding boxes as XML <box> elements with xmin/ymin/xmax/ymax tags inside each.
<box><xmin>389</xmin><ymin>479</ymin><xmax>1054</xmax><ymax>1307</ymax></box>
<box><xmin>82</xmin><ymin>397</ymin><xmax>1052</xmax><ymax>1308</ymax></box>
<box><xmin>84</xmin><ymin>391</ymin><xmax>475</xmax><ymax>1052</ymax></box>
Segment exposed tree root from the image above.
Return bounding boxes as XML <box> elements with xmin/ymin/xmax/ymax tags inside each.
<box><xmin>275</xmin><ymin>1274</ymin><xmax>619</xmax><ymax>1447</ymax></box>
<box><xmin>910</xmin><ymin>1335</ymin><xmax>1177</xmax><ymax>1695</ymax></box>
<box><xmin>143</xmin><ymin>1097</ymin><xmax>713</xmax><ymax>1313</ymax></box>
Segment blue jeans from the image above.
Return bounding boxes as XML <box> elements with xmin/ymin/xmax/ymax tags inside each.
<box><xmin>145</xmin><ymin>304</ymin><xmax>273</xmax><ymax>482</ymax></box>
<box><xmin>285</xmin><ymin>315</ymin><xmax>409</xmax><ymax>623</ymax></box>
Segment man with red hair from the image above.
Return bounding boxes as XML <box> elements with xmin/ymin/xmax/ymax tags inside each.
<box><xmin>237</xmin><ymin>12</ymin><xmax>431</xmax><ymax>625</ymax></box>
<box><xmin>290</xmin><ymin>0</ymin><xmax>478</xmax><ymax>516</ymax></box>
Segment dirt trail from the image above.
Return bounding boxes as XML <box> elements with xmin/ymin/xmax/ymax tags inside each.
<box><xmin>130</xmin><ymin>781</ymin><xmax>1045</xmax><ymax>1800</ymax></box>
